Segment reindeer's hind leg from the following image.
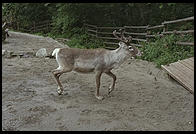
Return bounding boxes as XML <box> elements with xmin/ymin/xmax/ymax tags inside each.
<box><xmin>52</xmin><ymin>67</ymin><xmax>72</xmax><ymax>95</ymax></box>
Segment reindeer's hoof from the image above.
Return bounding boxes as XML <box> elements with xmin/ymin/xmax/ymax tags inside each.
<box><xmin>57</xmin><ymin>90</ymin><xmax>63</xmax><ymax>95</ymax></box>
<box><xmin>108</xmin><ymin>87</ymin><xmax>114</xmax><ymax>95</ymax></box>
<box><xmin>57</xmin><ymin>86</ymin><xmax>64</xmax><ymax>95</ymax></box>
<box><xmin>95</xmin><ymin>95</ymin><xmax>104</xmax><ymax>100</ymax></box>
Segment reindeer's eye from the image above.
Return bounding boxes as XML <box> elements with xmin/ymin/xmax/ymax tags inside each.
<box><xmin>128</xmin><ymin>46</ymin><xmax>134</xmax><ymax>51</ymax></box>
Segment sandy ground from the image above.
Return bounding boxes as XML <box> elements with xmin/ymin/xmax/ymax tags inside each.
<box><xmin>2</xmin><ymin>31</ymin><xmax>194</xmax><ymax>131</ymax></box>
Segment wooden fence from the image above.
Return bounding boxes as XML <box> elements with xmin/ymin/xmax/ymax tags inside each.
<box><xmin>7</xmin><ymin>20</ymin><xmax>53</xmax><ymax>33</ymax></box>
<box><xmin>5</xmin><ymin>16</ymin><xmax>194</xmax><ymax>49</ymax></box>
<box><xmin>84</xmin><ymin>24</ymin><xmax>147</xmax><ymax>49</ymax></box>
<box><xmin>84</xmin><ymin>16</ymin><xmax>194</xmax><ymax>49</ymax></box>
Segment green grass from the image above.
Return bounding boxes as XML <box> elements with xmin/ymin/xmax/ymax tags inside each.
<box><xmin>66</xmin><ymin>34</ymin><xmax>105</xmax><ymax>49</ymax></box>
<box><xmin>139</xmin><ymin>34</ymin><xmax>194</xmax><ymax>68</ymax></box>
<box><xmin>33</xmin><ymin>29</ymin><xmax>106</xmax><ymax>49</ymax></box>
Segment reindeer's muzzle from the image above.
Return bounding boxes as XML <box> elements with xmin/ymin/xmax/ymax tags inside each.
<box><xmin>136</xmin><ymin>49</ymin><xmax>142</xmax><ymax>56</ymax></box>
<box><xmin>128</xmin><ymin>46</ymin><xmax>142</xmax><ymax>57</ymax></box>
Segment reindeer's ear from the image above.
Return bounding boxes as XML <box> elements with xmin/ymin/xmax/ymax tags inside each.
<box><xmin>118</xmin><ymin>42</ymin><xmax>126</xmax><ymax>48</ymax></box>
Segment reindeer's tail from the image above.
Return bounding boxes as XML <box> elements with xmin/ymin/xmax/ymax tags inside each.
<box><xmin>52</xmin><ymin>48</ymin><xmax>60</xmax><ymax>57</ymax></box>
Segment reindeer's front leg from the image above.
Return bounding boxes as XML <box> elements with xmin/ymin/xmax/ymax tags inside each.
<box><xmin>95</xmin><ymin>71</ymin><xmax>104</xmax><ymax>100</ymax></box>
<box><xmin>105</xmin><ymin>71</ymin><xmax>116</xmax><ymax>95</ymax></box>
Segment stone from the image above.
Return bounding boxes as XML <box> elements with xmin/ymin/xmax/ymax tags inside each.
<box><xmin>2</xmin><ymin>50</ymin><xmax>7</xmax><ymax>56</ymax></box>
<box><xmin>2</xmin><ymin>50</ymin><xmax>14</xmax><ymax>58</ymax></box>
<box><xmin>36</xmin><ymin>48</ymin><xmax>48</xmax><ymax>58</ymax></box>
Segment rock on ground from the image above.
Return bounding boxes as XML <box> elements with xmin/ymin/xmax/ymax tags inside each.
<box><xmin>36</xmin><ymin>48</ymin><xmax>48</xmax><ymax>58</ymax></box>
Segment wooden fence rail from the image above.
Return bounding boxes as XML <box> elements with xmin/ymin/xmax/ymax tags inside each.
<box><xmin>124</xmin><ymin>25</ymin><xmax>148</xmax><ymax>29</ymax></box>
<box><xmin>6</xmin><ymin>16</ymin><xmax>194</xmax><ymax>49</ymax></box>
<box><xmin>162</xmin><ymin>16</ymin><xmax>194</xmax><ymax>25</ymax></box>
<box><xmin>84</xmin><ymin>16</ymin><xmax>194</xmax><ymax>49</ymax></box>
<box><xmin>162</xmin><ymin>30</ymin><xmax>194</xmax><ymax>35</ymax></box>
<box><xmin>84</xmin><ymin>24</ymin><xmax>148</xmax><ymax>48</ymax></box>
<box><xmin>7</xmin><ymin>20</ymin><xmax>53</xmax><ymax>34</ymax></box>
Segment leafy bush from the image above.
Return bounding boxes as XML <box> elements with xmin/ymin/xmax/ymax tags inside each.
<box><xmin>67</xmin><ymin>34</ymin><xmax>105</xmax><ymax>49</ymax></box>
<box><xmin>140</xmin><ymin>34</ymin><xmax>194</xmax><ymax>68</ymax></box>
<box><xmin>34</xmin><ymin>32</ymin><xmax>45</xmax><ymax>36</ymax></box>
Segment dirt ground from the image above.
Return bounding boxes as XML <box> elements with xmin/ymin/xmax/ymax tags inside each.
<box><xmin>2</xmin><ymin>31</ymin><xmax>194</xmax><ymax>131</ymax></box>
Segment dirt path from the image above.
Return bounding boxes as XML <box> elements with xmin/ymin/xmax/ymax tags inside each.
<box><xmin>2</xmin><ymin>31</ymin><xmax>194</xmax><ymax>131</ymax></box>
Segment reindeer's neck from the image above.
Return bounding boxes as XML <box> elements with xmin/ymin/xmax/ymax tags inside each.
<box><xmin>107</xmin><ymin>47</ymin><xmax>129</xmax><ymax>68</ymax></box>
<box><xmin>113</xmin><ymin>47</ymin><xmax>127</xmax><ymax>59</ymax></box>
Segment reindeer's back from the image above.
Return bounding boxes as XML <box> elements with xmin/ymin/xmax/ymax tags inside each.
<box><xmin>58</xmin><ymin>48</ymin><xmax>108</xmax><ymax>72</ymax></box>
<box><xmin>59</xmin><ymin>47</ymin><xmax>107</xmax><ymax>59</ymax></box>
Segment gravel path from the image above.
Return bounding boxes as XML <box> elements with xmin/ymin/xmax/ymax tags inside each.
<box><xmin>2</xmin><ymin>31</ymin><xmax>194</xmax><ymax>131</ymax></box>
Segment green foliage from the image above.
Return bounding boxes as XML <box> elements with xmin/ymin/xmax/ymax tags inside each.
<box><xmin>67</xmin><ymin>34</ymin><xmax>105</xmax><ymax>49</ymax></box>
<box><xmin>3</xmin><ymin>3</ymin><xmax>194</xmax><ymax>33</ymax></box>
<box><xmin>2</xmin><ymin>3</ymin><xmax>194</xmax><ymax>51</ymax></box>
<box><xmin>140</xmin><ymin>34</ymin><xmax>194</xmax><ymax>68</ymax></box>
<box><xmin>45</xmin><ymin>32</ymin><xmax>57</xmax><ymax>38</ymax></box>
<box><xmin>2</xmin><ymin>3</ymin><xmax>54</xmax><ymax>33</ymax></box>
<box><xmin>34</xmin><ymin>32</ymin><xmax>45</xmax><ymax>36</ymax></box>
<box><xmin>32</xmin><ymin>31</ymin><xmax>105</xmax><ymax>49</ymax></box>
<box><xmin>3</xmin><ymin>3</ymin><xmax>52</xmax><ymax>26</ymax></box>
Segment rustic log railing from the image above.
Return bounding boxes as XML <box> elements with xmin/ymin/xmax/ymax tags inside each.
<box><xmin>84</xmin><ymin>16</ymin><xmax>194</xmax><ymax>49</ymax></box>
<box><xmin>147</xmin><ymin>16</ymin><xmax>194</xmax><ymax>46</ymax></box>
<box><xmin>162</xmin><ymin>16</ymin><xmax>194</xmax><ymax>25</ymax></box>
<box><xmin>6</xmin><ymin>16</ymin><xmax>194</xmax><ymax>48</ymax></box>
<box><xmin>84</xmin><ymin>23</ymin><xmax>147</xmax><ymax>48</ymax></box>
<box><xmin>8</xmin><ymin>20</ymin><xmax>53</xmax><ymax>34</ymax></box>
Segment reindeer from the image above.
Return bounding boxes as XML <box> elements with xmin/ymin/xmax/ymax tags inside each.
<box><xmin>51</xmin><ymin>29</ymin><xmax>141</xmax><ymax>100</ymax></box>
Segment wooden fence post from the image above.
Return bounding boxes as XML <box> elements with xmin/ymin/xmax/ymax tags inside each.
<box><xmin>162</xmin><ymin>23</ymin><xmax>165</xmax><ymax>33</ymax></box>
<box><xmin>95</xmin><ymin>26</ymin><xmax>98</xmax><ymax>38</ymax></box>
<box><xmin>47</xmin><ymin>21</ymin><xmax>49</xmax><ymax>32</ymax></box>
<box><xmin>84</xmin><ymin>24</ymin><xmax>87</xmax><ymax>35</ymax></box>
<box><xmin>162</xmin><ymin>21</ymin><xmax>167</xmax><ymax>33</ymax></box>
<box><xmin>161</xmin><ymin>21</ymin><xmax>167</xmax><ymax>37</ymax></box>
<box><xmin>33</xmin><ymin>21</ymin><xmax>36</xmax><ymax>33</ymax></box>
<box><xmin>17</xmin><ymin>22</ymin><xmax>19</xmax><ymax>31</ymax></box>
<box><xmin>146</xmin><ymin>25</ymin><xmax>150</xmax><ymax>42</ymax></box>
<box><xmin>124</xmin><ymin>26</ymin><xmax>126</xmax><ymax>36</ymax></box>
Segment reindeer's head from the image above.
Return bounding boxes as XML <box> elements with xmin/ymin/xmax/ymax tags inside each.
<box><xmin>113</xmin><ymin>29</ymin><xmax>142</xmax><ymax>57</ymax></box>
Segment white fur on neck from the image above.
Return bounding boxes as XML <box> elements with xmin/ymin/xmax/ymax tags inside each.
<box><xmin>104</xmin><ymin>47</ymin><xmax>129</xmax><ymax>69</ymax></box>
